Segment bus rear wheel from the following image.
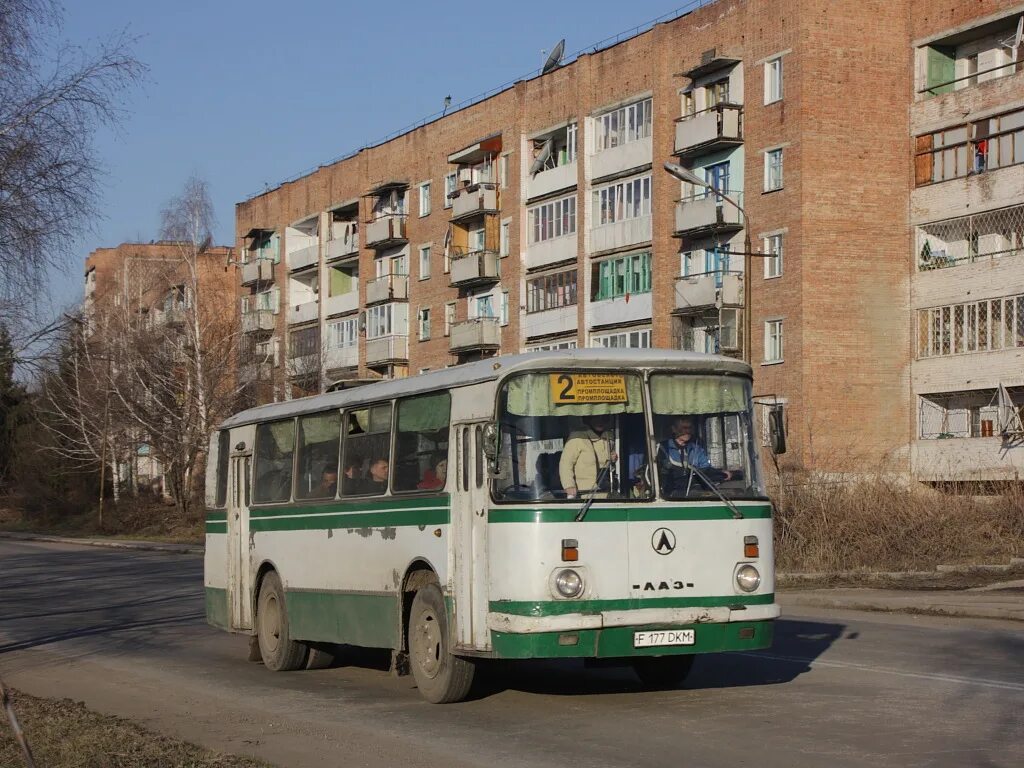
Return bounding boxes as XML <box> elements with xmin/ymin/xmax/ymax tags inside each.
<box><xmin>408</xmin><ymin>582</ymin><xmax>474</xmax><ymax>703</ymax></box>
<box><xmin>631</xmin><ymin>655</ymin><xmax>696</xmax><ymax>689</ymax></box>
<box><xmin>257</xmin><ymin>571</ymin><xmax>308</xmax><ymax>672</ymax></box>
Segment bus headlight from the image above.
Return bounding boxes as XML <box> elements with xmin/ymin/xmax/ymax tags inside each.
<box><xmin>735</xmin><ymin>564</ymin><xmax>761</xmax><ymax>593</ymax></box>
<box><xmin>554</xmin><ymin>569</ymin><xmax>584</xmax><ymax>598</ymax></box>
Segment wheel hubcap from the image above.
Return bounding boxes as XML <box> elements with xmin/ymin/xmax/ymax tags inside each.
<box><xmin>413</xmin><ymin>608</ymin><xmax>442</xmax><ymax>679</ymax></box>
<box><xmin>262</xmin><ymin>594</ymin><xmax>281</xmax><ymax>653</ymax></box>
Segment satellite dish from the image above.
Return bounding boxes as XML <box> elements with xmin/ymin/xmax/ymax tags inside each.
<box><xmin>1001</xmin><ymin>16</ymin><xmax>1023</xmax><ymax>56</ymax></box>
<box><xmin>529</xmin><ymin>137</ymin><xmax>553</xmax><ymax>176</ymax></box>
<box><xmin>542</xmin><ymin>39</ymin><xmax>565</xmax><ymax>74</ymax></box>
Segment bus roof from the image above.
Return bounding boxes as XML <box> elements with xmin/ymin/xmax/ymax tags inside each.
<box><xmin>219</xmin><ymin>349</ymin><xmax>752</xmax><ymax>430</ymax></box>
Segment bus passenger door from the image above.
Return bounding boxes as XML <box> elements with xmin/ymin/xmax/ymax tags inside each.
<box><xmin>451</xmin><ymin>422</ymin><xmax>491</xmax><ymax>650</ymax></box>
<box><xmin>227</xmin><ymin>452</ymin><xmax>253</xmax><ymax>630</ymax></box>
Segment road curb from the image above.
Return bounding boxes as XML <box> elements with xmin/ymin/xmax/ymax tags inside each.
<box><xmin>0</xmin><ymin>530</ymin><xmax>203</xmax><ymax>556</ymax></box>
<box><xmin>779</xmin><ymin>593</ymin><xmax>1024</xmax><ymax>623</ymax></box>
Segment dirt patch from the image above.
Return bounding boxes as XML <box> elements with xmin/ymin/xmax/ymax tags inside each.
<box><xmin>0</xmin><ymin>687</ymin><xmax>270</xmax><ymax>767</ymax></box>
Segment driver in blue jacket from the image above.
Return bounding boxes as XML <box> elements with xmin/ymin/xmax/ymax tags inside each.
<box><xmin>657</xmin><ymin>416</ymin><xmax>730</xmax><ymax>494</ymax></box>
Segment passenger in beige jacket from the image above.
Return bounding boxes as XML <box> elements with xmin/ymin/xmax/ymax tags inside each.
<box><xmin>559</xmin><ymin>415</ymin><xmax>617</xmax><ymax>499</ymax></box>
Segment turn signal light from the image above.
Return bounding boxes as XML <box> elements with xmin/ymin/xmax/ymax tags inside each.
<box><xmin>744</xmin><ymin>535</ymin><xmax>759</xmax><ymax>558</ymax></box>
<box><xmin>562</xmin><ymin>538</ymin><xmax>579</xmax><ymax>562</ymax></box>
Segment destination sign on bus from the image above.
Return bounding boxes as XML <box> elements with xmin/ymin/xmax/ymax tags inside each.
<box><xmin>549</xmin><ymin>373</ymin><xmax>628</xmax><ymax>404</ymax></box>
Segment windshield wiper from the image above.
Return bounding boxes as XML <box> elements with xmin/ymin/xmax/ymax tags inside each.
<box><xmin>684</xmin><ymin>462</ymin><xmax>744</xmax><ymax>519</ymax></box>
<box><xmin>575</xmin><ymin>460</ymin><xmax>613</xmax><ymax>522</ymax></box>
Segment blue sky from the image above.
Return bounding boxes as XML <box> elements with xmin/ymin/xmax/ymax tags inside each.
<box><xmin>56</xmin><ymin>0</ymin><xmax>690</xmax><ymax>309</ymax></box>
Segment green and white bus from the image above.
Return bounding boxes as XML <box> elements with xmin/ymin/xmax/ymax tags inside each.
<box><xmin>204</xmin><ymin>349</ymin><xmax>778</xmax><ymax>702</ymax></box>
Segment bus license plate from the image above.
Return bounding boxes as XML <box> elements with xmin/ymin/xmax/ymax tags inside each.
<box><xmin>633</xmin><ymin>629</ymin><xmax>695</xmax><ymax>648</ymax></box>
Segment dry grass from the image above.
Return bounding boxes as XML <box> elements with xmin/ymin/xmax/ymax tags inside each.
<box><xmin>0</xmin><ymin>498</ymin><xmax>203</xmax><ymax>544</ymax></box>
<box><xmin>772</xmin><ymin>471</ymin><xmax>1024</xmax><ymax>572</ymax></box>
<box><xmin>0</xmin><ymin>688</ymin><xmax>270</xmax><ymax>768</ymax></box>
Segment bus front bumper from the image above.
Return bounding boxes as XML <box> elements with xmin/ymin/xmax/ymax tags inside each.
<box><xmin>486</xmin><ymin>603</ymin><xmax>779</xmax><ymax>659</ymax></box>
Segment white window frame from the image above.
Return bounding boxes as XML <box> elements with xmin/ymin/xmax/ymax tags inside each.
<box><xmin>500</xmin><ymin>290</ymin><xmax>509</xmax><ymax>326</ymax></box>
<box><xmin>366</xmin><ymin>303</ymin><xmax>408</xmax><ymax>340</ymax></box>
<box><xmin>527</xmin><ymin>194</ymin><xmax>577</xmax><ymax>244</ymax></box>
<box><xmin>528</xmin><ymin>339</ymin><xmax>578</xmax><ymax>352</ymax></box>
<box><xmin>328</xmin><ymin>317</ymin><xmax>358</xmax><ymax>349</ymax></box>
<box><xmin>444</xmin><ymin>172</ymin><xmax>456</xmax><ymax>209</ymax></box>
<box><xmin>764</xmin><ymin>56</ymin><xmax>783</xmax><ymax>104</ymax></box>
<box><xmin>595</xmin><ymin>97</ymin><xmax>653</xmax><ymax>151</ymax></box>
<box><xmin>418</xmin><ymin>307</ymin><xmax>431</xmax><ymax>341</ymax></box>
<box><xmin>500</xmin><ymin>218</ymin><xmax>511</xmax><ymax>258</ymax></box>
<box><xmin>764</xmin><ymin>319</ymin><xmax>784</xmax><ymax>363</ymax></box>
<box><xmin>764</xmin><ymin>148</ymin><xmax>784</xmax><ymax>192</ymax></box>
<box><xmin>593</xmin><ymin>175</ymin><xmax>652</xmax><ymax>227</ymax></box>
<box><xmin>764</xmin><ymin>233</ymin><xmax>784</xmax><ymax>278</ymax></box>
<box><xmin>591</xmin><ymin>328</ymin><xmax>652</xmax><ymax>349</ymax></box>
<box><xmin>499</xmin><ymin>153</ymin><xmax>510</xmax><ymax>189</ymax></box>
<box><xmin>418</xmin><ymin>181</ymin><xmax>431</xmax><ymax>217</ymax></box>
<box><xmin>418</xmin><ymin>244</ymin><xmax>431</xmax><ymax>281</ymax></box>
<box><xmin>444</xmin><ymin>301</ymin><xmax>456</xmax><ymax>336</ymax></box>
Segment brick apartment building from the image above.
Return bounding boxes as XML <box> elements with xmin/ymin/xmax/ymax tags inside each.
<box><xmin>83</xmin><ymin>241</ymin><xmax>236</xmax><ymax>491</ymax></box>
<box><xmin>233</xmin><ymin>0</ymin><xmax>1024</xmax><ymax>480</ymax></box>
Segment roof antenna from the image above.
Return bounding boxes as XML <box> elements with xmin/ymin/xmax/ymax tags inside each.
<box><xmin>442</xmin><ymin>95</ymin><xmax>452</xmax><ymax>116</ymax></box>
<box><xmin>541</xmin><ymin>38</ymin><xmax>566</xmax><ymax>74</ymax></box>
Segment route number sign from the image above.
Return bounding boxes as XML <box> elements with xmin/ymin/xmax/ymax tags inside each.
<box><xmin>549</xmin><ymin>373</ymin><xmax>628</xmax><ymax>404</ymax></box>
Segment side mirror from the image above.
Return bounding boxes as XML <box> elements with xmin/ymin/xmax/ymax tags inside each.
<box><xmin>768</xmin><ymin>408</ymin><xmax>787</xmax><ymax>455</ymax></box>
<box><xmin>482</xmin><ymin>422</ymin><xmax>499</xmax><ymax>461</ymax></box>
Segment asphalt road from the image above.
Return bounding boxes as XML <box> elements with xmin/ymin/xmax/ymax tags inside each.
<box><xmin>1</xmin><ymin>539</ymin><xmax>1022</xmax><ymax>768</ymax></box>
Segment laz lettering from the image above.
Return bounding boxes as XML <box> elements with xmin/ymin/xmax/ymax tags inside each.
<box><xmin>632</xmin><ymin>580</ymin><xmax>694</xmax><ymax>591</ymax></box>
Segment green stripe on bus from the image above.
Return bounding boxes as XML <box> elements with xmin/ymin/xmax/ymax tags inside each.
<box><xmin>206</xmin><ymin>523</ymin><xmax>227</xmax><ymax>534</ymax></box>
<box><xmin>490</xmin><ymin>619</ymin><xmax>774</xmax><ymax>659</ymax></box>
<box><xmin>205</xmin><ymin>587</ymin><xmax>229</xmax><ymax>630</ymax></box>
<box><xmin>250</xmin><ymin>494</ymin><xmax>450</xmax><ymax>519</ymax></box>
<box><xmin>490</xmin><ymin>593</ymin><xmax>774</xmax><ymax>617</ymax></box>
<box><xmin>488</xmin><ymin>505</ymin><xmax>771</xmax><ymax>523</ymax></box>
<box><xmin>250</xmin><ymin>508</ymin><xmax>450</xmax><ymax>532</ymax></box>
<box><xmin>206</xmin><ymin>510</ymin><xmax>227</xmax><ymax>522</ymax></box>
<box><xmin>286</xmin><ymin>590</ymin><xmax>401</xmax><ymax>649</ymax></box>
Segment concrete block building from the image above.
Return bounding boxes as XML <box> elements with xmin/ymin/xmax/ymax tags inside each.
<box><xmin>233</xmin><ymin>0</ymin><xmax>1024</xmax><ymax>480</ymax></box>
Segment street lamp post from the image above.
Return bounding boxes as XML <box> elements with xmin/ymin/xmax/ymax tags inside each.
<box><xmin>664</xmin><ymin>162</ymin><xmax>753</xmax><ymax>363</ymax></box>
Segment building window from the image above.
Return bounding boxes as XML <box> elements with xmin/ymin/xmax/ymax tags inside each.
<box><xmin>366</xmin><ymin>303</ymin><xmax>408</xmax><ymax>339</ymax></box>
<box><xmin>593</xmin><ymin>251</ymin><xmax>651</xmax><ymax>301</ymax></box>
<box><xmin>764</xmin><ymin>234</ymin><xmax>784</xmax><ymax>278</ymax></box>
<box><xmin>444</xmin><ymin>302</ymin><xmax>456</xmax><ymax>336</ymax></box>
<box><xmin>918</xmin><ymin>294</ymin><xmax>1024</xmax><ymax>358</ymax></box>
<box><xmin>501</xmin><ymin>290</ymin><xmax>509</xmax><ymax>326</ymax></box>
<box><xmin>527</xmin><ymin>269</ymin><xmax>578</xmax><ymax>313</ymax></box>
<box><xmin>591</xmin><ymin>328</ymin><xmax>651</xmax><ymax>348</ymax></box>
<box><xmin>328</xmin><ymin>317</ymin><xmax>358</xmax><ymax>349</ymax></box>
<box><xmin>527</xmin><ymin>194</ymin><xmax>576</xmax><ymax>244</ymax></box>
<box><xmin>444</xmin><ymin>172</ymin><xmax>456</xmax><ymax>208</ymax></box>
<box><xmin>418</xmin><ymin>181</ymin><xmax>431</xmax><ymax>217</ymax></box>
<box><xmin>917</xmin><ymin>204</ymin><xmax>1024</xmax><ymax>271</ymax></box>
<box><xmin>528</xmin><ymin>339</ymin><xmax>578</xmax><ymax>352</ymax></box>
<box><xmin>918</xmin><ymin>389</ymin><xmax>1024</xmax><ymax>439</ymax></box>
<box><xmin>764</xmin><ymin>320</ymin><xmax>783</xmax><ymax>363</ymax></box>
<box><xmin>418</xmin><ymin>245</ymin><xmax>431</xmax><ymax>280</ymax></box>
<box><xmin>915</xmin><ymin>107</ymin><xmax>1024</xmax><ymax>186</ymax></box>
<box><xmin>765</xmin><ymin>56</ymin><xmax>783</xmax><ymax>104</ymax></box>
<box><xmin>593</xmin><ymin>175</ymin><xmax>652</xmax><ymax>226</ymax></box>
<box><xmin>289</xmin><ymin>326</ymin><xmax>320</xmax><ymax>359</ymax></box>
<box><xmin>499</xmin><ymin>154</ymin><xmax>509</xmax><ymax>189</ymax></box>
<box><xmin>500</xmin><ymin>219</ymin><xmax>511</xmax><ymax>258</ymax></box>
<box><xmin>764</xmin><ymin>149</ymin><xmax>784</xmax><ymax>192</ymax></box>
<box><xmin>418</xmin><ymin>307</ymin><xmax>431</xmax><ymax>341</ymax></box>
<box><xmin>596</xmin><ymin>97</ymin><xmax>652</xmax><ymax>151</ymax></box>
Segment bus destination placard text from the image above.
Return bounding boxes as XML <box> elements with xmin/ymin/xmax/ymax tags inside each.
<box><xmin>550</xmin><ymin>373</ymin><xmax>628</xmax><ymax>404</ymax></box>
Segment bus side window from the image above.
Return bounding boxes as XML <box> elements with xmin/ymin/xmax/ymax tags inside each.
<box><xmin>474</xmin><ymin>425</ymin><xmax>484</xmax><ymax>489</ymax></box>
<box><xmin>253</xmin><ymin>419</ymin><xmax>295</xmax><ymax>504</ymax></box>
<box><xmin>461</xmin><ymin>427</ymin><xmax>469</xmax><ymax>492</ymax></box>
<box><xmin>215</xmin><ymin>429</ymin><xmax>230</xmax><ymax>507</ymax></box>
<box><xmin>295</xmin><ymin>411</ymin><xmax>341</xmax><ymax>500</ymax></box>
<box><xmin>342</xmin><ymin>404</ymin><xmax>392</xmax><ymax>496</ymax></box>
<box><xmin>393</xmin><ymin>392</ymin><xmax>451</xmax><ymax>493</ymax></box>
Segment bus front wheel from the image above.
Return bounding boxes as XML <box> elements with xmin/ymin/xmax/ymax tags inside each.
<box><xmin>256</xmin><ymin>571</ymin><xmax>308</xmax><ymax>672</ymax></box>
<box><xmin>408</xmin><ymin>582</ymin><xmax>474</xmax><ymax>703</ymax></box>
<box><xmin>631</xmin><ymin>655</ymin><xmax>696</xmax><ymax>689</ymax></box>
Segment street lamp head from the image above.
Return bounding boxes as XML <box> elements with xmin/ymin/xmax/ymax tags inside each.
<box><xmin>663</xmin><ymin>162</ymin><xmax>706</xmax><ymax>188</ymax></box>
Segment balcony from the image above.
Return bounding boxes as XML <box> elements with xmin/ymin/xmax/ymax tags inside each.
<box><xmin>365</xmin><ymin>214</ymin><xmax>407</xmax><ymax>248</ymax></box>
<box><xmin>589</xmin><ymin>293</ymin><xmax>652</xmax><ymax>326</ymax></box>
<box><xmin>366</xmin><ymin>334</ymin><xmax>409</xmax><ymax>364</ymax></box>
<box><xmin>324</xmin><ymin>290</ymin><xmax>359</xmax><ymax>317</ymax></box>
<box><xmin>674</xmin><ymin>191</ymin><xmax>744</xmax><ymax>239</ymax></box>
<box><xmin>524</xmin><ymin>305</ymin><xmax>577</xmax><ymax>339</ymax></box>
<box><xmin>159</xmin><ymin>305</ymin><xmax>188</xmax><ymax>326</ymax></box>
<box><xmin>527</xmin><ymin>161</ymin><xmax>577</xmax><ymax>201</ymax></box>
<box><xmin>674</xmin><ymin>105</ymin><xmax>743</xmax><ymax>159</ymax></box>
<box><xmin>449</xmin><ymin>317</ymin><xmax>501</xmax><ymax>352</ymax></box>
<box><xmin>591</xmin><ymin>215</ymin><xmax>652</xmax><ymax>253</ymax></box>
<box><xmin>325</xmin><ymin>344</ymin><xmax>358</xmax><ymax>370</ymax></box>
<box><xmin>525</xmin><ymin>233</ymin><xmax>578</xmax><ymax>270</ymax></box>
<box><xmin>287</xmin><ymin>243</ymin><xmax>319</xmax><ymax>272</ymax></box>
<box><xmin>366</xmin><ymin>273</ymin><xmax>408</xmax><ymax>305</ymax></box>
<box><xmin>327</xmin><ymin>233</ymin><xmax>359</xmax><ymax>260</ymax></box>
<box><xmin>241</xmin><ymin>259</ymin><xmax>274</xmax><ymax>285</ymax></box>
<box><xmin>238</xmin><ymin>361</ymin><xmax>274</xmax><ymax>382</ymax></box>
<box><xmin>674</xmin><ymin>272</ymin><xmax>744</xmax><ymax>311</ymax></box>
<box><xmin>451</xmin><ymin>184</ymin><xmax>498</xmax><ymax>222</ymax></box>
<box><xmin>450</xmin><ymin>250</ymin><xmax>499</xmax><ymax>287</ymax></box>
<box><xmin>287</xmin><ymin>301</ymin><xmax>318</xmax><ymax>325</ymax></box>
<box><xmin>590</xmin><ymin>136</ymin><xmax>653</xmax><ymax>182</ymax></box>
<box><xmin>242</xmin><ymin>309</ymin><xmax>276</xmax><ymax>333</ymax></box>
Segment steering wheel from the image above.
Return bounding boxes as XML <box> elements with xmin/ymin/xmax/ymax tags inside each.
<box><xmin>499</xmin><ymin>483</ymin><xmax>535</xmax><ymax>500</ymax></box>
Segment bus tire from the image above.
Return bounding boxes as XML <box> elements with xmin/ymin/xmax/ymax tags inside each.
<box><xmin>408</xmin><ymin>583</ymin><xmax>474</xmax><ymax>703</ymax></box>
<box><xmin>256</xmin><ymin>571</ymin><xmax>308</xmax><ymax>672</ymax></box>
<box><xmin>631</xmin><ymin>655</ymin><xmax>696</xmax><ymax>689</ymax></box>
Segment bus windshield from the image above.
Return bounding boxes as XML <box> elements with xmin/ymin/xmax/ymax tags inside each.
<box><xmin>650</xmin><ymin>374</ymin><xmax>764</xmax><ymax>499</ymax></box>
<box><xmin>492</xmin><ymin>372</ymin><xmax>652</xmax><ymax>502</ymax></box>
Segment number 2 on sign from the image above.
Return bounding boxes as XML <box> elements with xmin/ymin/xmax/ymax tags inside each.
<box><xmin>557</xmin><ymin>374</ymin><xmax>575</xmax><ymax>401</ymax></box>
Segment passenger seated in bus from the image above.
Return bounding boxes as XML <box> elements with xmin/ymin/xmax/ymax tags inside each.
<box><xmin>417</xmin><ymin>456</ymin><xmax>447</xmax><ymax>490</ymax></box>
<box><xmin>657</xmin><ymin>416</ymin><xmax>731</xmax><ymax>495</ymax></box>
<box><xmin>365</xmin><ymin>457</ymin><xmax>389</xmax><ymax>494</ymax></box>
<box><xmin>342</xmin><ymin>455</ymin><xmax>364</xmax><ymax>495</ymax></box>
<box><xmin>559</xmin><ymin>415</ymin><xmax>617</xmax><ymax>499</ymax></box>
<box><xmin>313</xmin><ymin>467</ymin><xmax>338</xmax><ymax>498</ymax></box>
